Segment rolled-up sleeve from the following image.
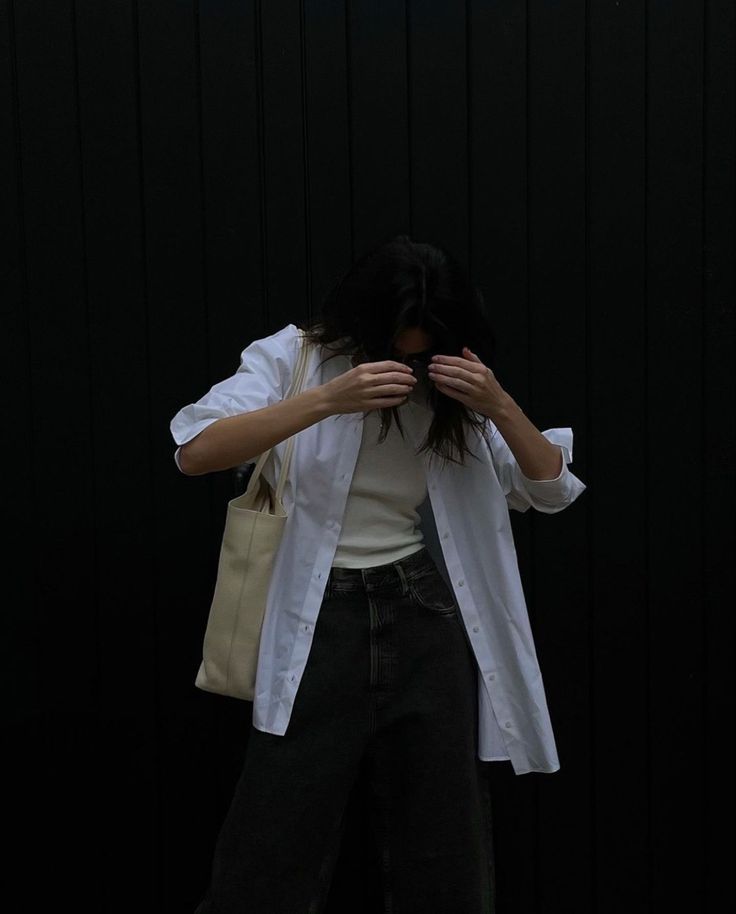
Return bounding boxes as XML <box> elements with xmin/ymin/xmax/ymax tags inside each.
<box><xmin>169</xmin><ymin>323</ymin><xmax>300</xmax><ymax>474</ymax></box>
<box><xmin>485</xmin><ymin>422</ymin><xmax>587</xmax><ymax>514</ymax></box>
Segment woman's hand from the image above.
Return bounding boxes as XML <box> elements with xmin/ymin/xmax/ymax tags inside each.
<box><xmin>427</xmin><ymin>346</ymin><xmax>510</xmax><ymax>419</ymax></box>
<box><xmin>321</xmin><ymin>359</ymin><xmax>417</xmax><ymax>415</ymax></box>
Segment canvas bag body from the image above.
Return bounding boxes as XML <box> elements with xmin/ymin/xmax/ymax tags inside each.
<box><xmin>194</xmin><ymin>329</ymin><xmax>311</xmax><ymax>700</ymax></box>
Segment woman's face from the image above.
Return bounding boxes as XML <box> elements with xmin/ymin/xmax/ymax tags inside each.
<box><xmin>391</xmin><ymin>326</ymin><xmax>434</xmax><ymax>361</ymax></box>
<box><xmin>351</xmin><ymin>327</ymin><xmax>435</xmax><ymax>389</ymax></box>
<box><xmin>391</xmin><ymin>327</ymin><xmax>436</xmax><ymax>392</ymax></box>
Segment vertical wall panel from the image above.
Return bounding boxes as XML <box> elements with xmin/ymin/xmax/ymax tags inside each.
<box><xmin>526</xmin><ymin>1</ymin><xmax>593</xmax><ymax>910</ymax></box>
<box><xmin>9</xmin><ymin>0</ymin><xmax>102</xmax><ymax>907</ymax></box>
<box><xmin>303</xmin><ymin>0</ymin><xmax>352</xmax><ymax>318</ymax></box>
<box><xmin>647</xmin><ymin>2</ymin><xmax>706</xmax><ymax>911</ymax></box>
<box><xmin>1</xmin><ymin>0</ymin><xmax>42</xmax><ymax>903</ymax></box>
<box><xmin>409</xmin><ymin>0</ymin><xmax>468</xmax><ymax>256</ymax></box>
<box><xmin>589</xmin><ymin>0</ymin><xmax>649</xmax><ymax>912</ymax></box>
<box><xmin>260</xmin><ymin>0</ymin><xmax>309</xmax><ymax>328</ymax></box>
<box><xmin>703</xmin><ymin>1</ymin><xmax>736</xmax><ymax>908</ymax></box>
<box><xmin>349</xmin><ymin>0</ymin><xmax>410</xmax><ymax>252</ymax></box>
<box><xmin>76</xmin><ymin>0</ymin><xmax>161</xmax><ymax>906</ymax></box>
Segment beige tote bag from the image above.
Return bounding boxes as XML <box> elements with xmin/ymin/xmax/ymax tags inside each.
<box><xmin>195</xmin><ymin>329</ymin><xmax>312</xmax><ymax>700</ymax></box>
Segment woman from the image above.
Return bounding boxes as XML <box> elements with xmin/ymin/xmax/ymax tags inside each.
<box><xmin>170</xmin><ymin>234</ymin><xmax>587</xmax><ymax>913</ymax></box>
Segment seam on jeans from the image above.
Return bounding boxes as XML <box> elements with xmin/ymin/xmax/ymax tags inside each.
<box><xmin>307</xmin><ymin>806</ymin><xmax>347</xmax><ymax>914</ymax></box>
<box><xmin>394</xmin><ymin>562</ymin><xmax>409</xmax><ymax>596</ymax></box>
<box><xmin>382</xmin><ymin>784</ymin><xmax>394</xmax><ymax>913</ymax></box>
<box><xmin>407</xmin><ymin>571</ymin><xmax>458</xmax><ymax>616</ymax></box>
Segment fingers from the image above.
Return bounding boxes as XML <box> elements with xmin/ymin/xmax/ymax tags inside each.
<box><xmin>362</xmin><ymin>359</ymin><xmax>414</xmax><ymax>375</ymax></box>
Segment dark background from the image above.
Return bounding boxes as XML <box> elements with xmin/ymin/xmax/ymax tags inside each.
<box><xmin>3</xmin><ymin>1</ymin><xmax>734</xmax><ymax>912</ymax></box>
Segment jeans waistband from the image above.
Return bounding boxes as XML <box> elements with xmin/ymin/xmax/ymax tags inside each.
<box><xmin>326</xmin><ymin>545</ymin><xmax>436</xmax><ymax>596</ymax></box>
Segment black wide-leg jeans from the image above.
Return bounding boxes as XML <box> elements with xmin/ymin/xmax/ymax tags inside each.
<box><xmin>194</xmin><ymin>545</ymin><xmax>496</xmax><ymax>914</ymax></box>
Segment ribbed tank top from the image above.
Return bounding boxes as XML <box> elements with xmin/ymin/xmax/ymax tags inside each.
<box><xmin>331</xmin><ymin>382</ymin><xmax>429</xmax><ymax>569</ymax></box>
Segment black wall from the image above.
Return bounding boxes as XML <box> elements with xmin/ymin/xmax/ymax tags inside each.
<box><xmin>3</xmin><ymin>1</ymin><xmax>733</xmax><ymax>912</ymax></box>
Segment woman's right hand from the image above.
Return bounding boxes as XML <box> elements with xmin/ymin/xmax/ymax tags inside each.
<box><xmin>320</xmin><ymin>360</ymin><xmax>418</xmax><ymax>415</ymax></box>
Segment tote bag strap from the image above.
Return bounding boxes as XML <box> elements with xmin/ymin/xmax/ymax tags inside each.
<box><xmin>245</xmin><ymin>328</ymin><xmax>311</xmax><ymax>502</ymax></box>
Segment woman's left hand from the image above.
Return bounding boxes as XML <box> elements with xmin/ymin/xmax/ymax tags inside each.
<box><xmin>427</xmin><ymin>347</ymin><xmax>510</xmax><ymax>419</ymax></box>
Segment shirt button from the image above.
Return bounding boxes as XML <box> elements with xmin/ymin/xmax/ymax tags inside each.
<box><xmin>505</xmin><ymin>721</ymin><xmax>512</xmax><ymax>728</ymax></box>
<box><xmin>487</xmin><ymin>673</ymin><xmax>495</xmax><ymax>680</ymax></box>
<box><xmin>473</xmin><ymin>626</ymin><xmax>479</xmax><ymax>633</ymax></box>
<box><xmin>290</xmin><ymin>675</ymin><xmax>296</xmax><ymax>682</ymax></box>
<box><xmin>457</xmin><ymin>579</ymin><xmax>464</xmax><ymax>586</ymax></box>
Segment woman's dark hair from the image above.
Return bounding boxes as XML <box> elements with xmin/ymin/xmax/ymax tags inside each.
<box><xmin>296</xmin><ymin>233</ymin><xmax>498</xmax><ymax>470</ymax></box>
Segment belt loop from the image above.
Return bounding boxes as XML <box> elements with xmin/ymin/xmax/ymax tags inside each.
<box><xmin>394</xmin><ymin>562</ymin><xmax>409</xmax><ymax>596</ymax></box>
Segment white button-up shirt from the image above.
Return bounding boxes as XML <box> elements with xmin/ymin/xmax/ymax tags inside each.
<box><xmin>170</xmin><ymin>323</ymin><xmax>587</xmax><ymax>775</ymax></box>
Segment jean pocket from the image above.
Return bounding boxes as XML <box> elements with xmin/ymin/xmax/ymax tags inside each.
<box><xmin>408</xmin><ymin>570</ymin><xmax>458</xmax><ymax>616</ymax></box>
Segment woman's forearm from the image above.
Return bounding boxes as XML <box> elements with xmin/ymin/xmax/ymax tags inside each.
<box><xmin>488</xmin><ymin>395</ymin><xmax>564</xmax><ymax>480</ymax></box>
<box><xmin>179</xmin><ymin>386</ymin><xmax>335</xmax><ymax>476</ymax></box>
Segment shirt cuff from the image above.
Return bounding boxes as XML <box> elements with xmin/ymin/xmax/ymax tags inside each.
<box><xmin>514</xmin><ymin>429</ymin><xmax>586</xmax><ymax>512</ymax></box>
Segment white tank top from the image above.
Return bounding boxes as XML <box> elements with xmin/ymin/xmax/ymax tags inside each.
<box><xmin>331</xmin><ymin>391</ymin><xmax>429</xmax><ymax>569</ymax></box>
